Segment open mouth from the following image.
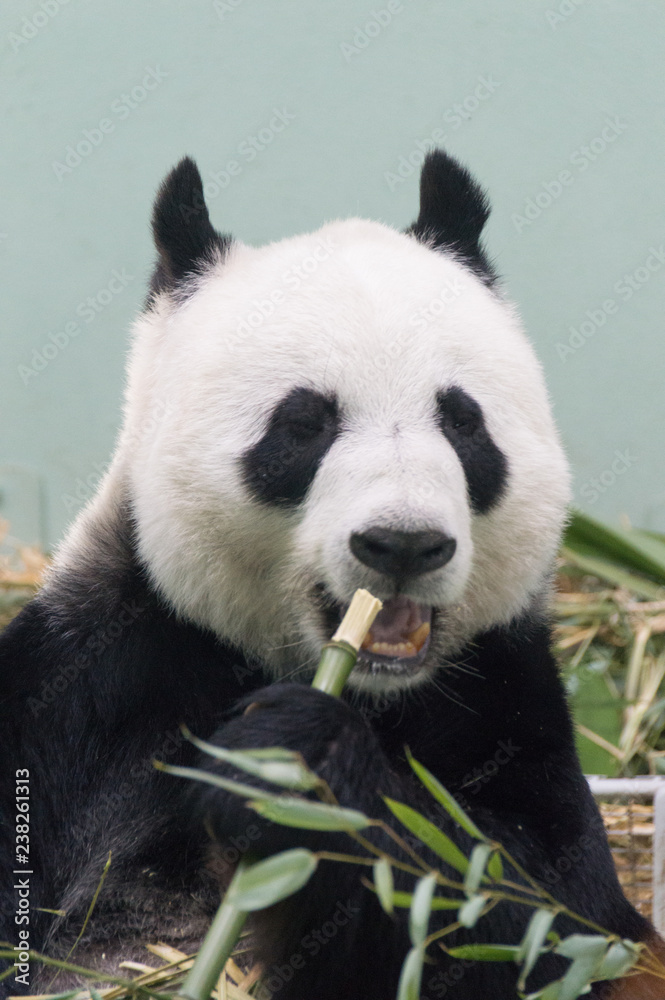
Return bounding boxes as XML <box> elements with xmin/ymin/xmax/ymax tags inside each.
<box><xmin>319</xmin><ymin>590</ymin><xmax>433</xmax><ymax>673</ymax></box>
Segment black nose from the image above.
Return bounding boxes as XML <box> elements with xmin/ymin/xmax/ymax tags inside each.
<box><xmin>349</xmin><ymin>528</ymin><xmax>457</xmax><ymax>580</ymax></box>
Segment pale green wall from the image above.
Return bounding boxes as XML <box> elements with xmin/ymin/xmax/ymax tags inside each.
<box><xmin>2</xmin><ymin>0</ymin><xmax>664</xmax><ymax>549</ymax></box>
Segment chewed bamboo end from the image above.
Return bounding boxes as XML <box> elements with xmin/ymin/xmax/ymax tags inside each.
<box><xmin>332</xmin><ymin>589</ymin><xmax>383</xmax><ymax>651</ymax></box>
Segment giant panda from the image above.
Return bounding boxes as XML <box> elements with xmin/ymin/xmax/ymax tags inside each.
<box><xmin>0</xmin><ymin>151</ymin><xmax>662</xmax><ymax>1000</ymax></box>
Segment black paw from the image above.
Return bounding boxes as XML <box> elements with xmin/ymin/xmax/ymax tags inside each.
<box><xmin>189</xmin><ymin>683</ymin><xmax>392</xmax><ymax>854</ymax></box>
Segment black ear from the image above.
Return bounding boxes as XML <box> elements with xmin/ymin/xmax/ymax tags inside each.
<box><xmin>150</xmin><ymin>157</ymin><xmax>232</xmax><ymax>297</ymax></box>
<box><xmin>408</xmin><ymin>150</ymin><xmax>496</xmax><ymax>284</ymax></box>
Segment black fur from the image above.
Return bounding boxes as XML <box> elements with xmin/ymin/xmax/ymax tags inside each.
<box><xmin>0</xmin><ymin>153</ymin><xmax>656</xmax><ymax>999</ymax></box>
<box><xmin>149</xmin><ymin>156</ymin><xmax>232</xmax><ymax>299</ymax></box>
<box><xmin>437</xmin><ymin>386</ymin><xmax>508</xmax><ymax>513</ymax></box>
<box><xmin>408</xmin><ymin>149</ymin><xmax>496</xmax><ymax>285</ymax></box>
<box><xmin>0</xmin><ymin>501</ymin><xmax>651</xmax><ymax>998</ymax></box>
<box><xmin>242</xmin><ymin>387</ymin><xmax>340</xmax><ymax>507</ymax></box>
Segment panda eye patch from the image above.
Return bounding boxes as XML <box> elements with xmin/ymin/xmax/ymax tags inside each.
<box><xmin>242</xmin><ymin>387</ymin><xmax>340</xmax><ymax>507</ymax></box>
<box><xmin>438</xmin><ymin>390</ymin><xmax>482</xmax><ymax>436</ymax></box>
<box><xmin>436</xmin><ymin>386</ymin><xmax>508</xmax><ymax>514</ymax></box>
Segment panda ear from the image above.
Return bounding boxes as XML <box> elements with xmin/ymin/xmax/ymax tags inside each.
<box><xmin>408</xmin><ymin>150</ymin><xmax>495</xmax><ymax>282</ymax></box>
<box><xmin>150</xmin><ymin>157</ymin><xmax>232</xmax><ymax>295</ymax></box>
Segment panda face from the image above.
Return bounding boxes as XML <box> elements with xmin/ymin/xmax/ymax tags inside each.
<box><xmin>110</xmin><ymin>156</ymin><xmax>570</xmax><ymax>696</ymax></box>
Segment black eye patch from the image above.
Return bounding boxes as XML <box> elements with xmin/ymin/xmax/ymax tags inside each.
<box><xmin>241</xmin><ymin>387</ymin><xmax>340</xmax><ymax>507</ymax></box>
<box><xmin>436</xmin><ymin>386</ymin><xmax>508</xmax><ymax>514</ymax></box>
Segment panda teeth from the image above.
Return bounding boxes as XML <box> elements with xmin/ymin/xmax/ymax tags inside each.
<box><xmin>410</xmin><ymin>622</ymin><xmax>431</xmax><ymax>651</ymax></box>
<box><xmin>363</xmin><ymin>623</ymin><xmax>431</xmax><ymax>660</ymax></box>
<box><xmin>368</xmin><ymin>640</ymin><xmax>417</xmax><ymax>658</ymax></box>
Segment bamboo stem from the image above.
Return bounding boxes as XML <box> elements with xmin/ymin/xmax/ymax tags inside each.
<box><xmin>177</xmin><ymin>588</ymin><xmax>381</xmax><ymax>1000</ymax></box>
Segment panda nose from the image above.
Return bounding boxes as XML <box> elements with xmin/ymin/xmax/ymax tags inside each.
<box><xmin>349</xmin><ymin>528</ymin><xmax>457</xmax><ymax>580</ymax></box>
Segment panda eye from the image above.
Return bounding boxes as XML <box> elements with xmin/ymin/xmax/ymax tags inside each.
<box><xmin>436</xmin><ymin>387</ymin><xmax>481</xmax><ymax>437</ymax></box>
<box><xmin>285</xmin><ymin>417</ymin><xmax>326</xmax><ymax>441</ymax></box>
<box><xmin>274</xmin><ymin>388</ymin><xmax>339</xmax><ymax>445</ymax></box>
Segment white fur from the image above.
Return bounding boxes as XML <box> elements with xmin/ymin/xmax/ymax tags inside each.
<box><xmin>53</xmin><ymin>219</ymin><xmax>570</xmax><ymax>694</ymax></box>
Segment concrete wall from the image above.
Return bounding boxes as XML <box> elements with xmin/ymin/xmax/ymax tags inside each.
<box><xmin>2</xmin><ymin>0</ymin><xmax>663</xmax><ymax>548</ymax></box>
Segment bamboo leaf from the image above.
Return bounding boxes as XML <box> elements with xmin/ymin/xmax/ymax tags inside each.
<box><xmin>565</xmin><ymin>510</ymin><xmax>665</xmax><ymax>587</ymax></box>
<box><xmin>397</xmin><ymin>945</ymin><xmax>425</xmax><ymax>1000</ymax></box>
<box><xmin>523</xmin><ymin>982</ymin><xmax>565</xmax><ymax>999</ymax></box>
<box><xmin>249</xmin><ymin>797</ymin><xmax>370</xmax><ymax>831</ymax></box>
<box><xmin>383</xmin><ymin>797</ymin><xmax>469</xmax><ymax>874</ymax></box>
<box><xmin>373</xmin><ymin>857</ymin><xmax>394</xmax><ymax>915</ymax></box>
<box><xmin>389</xmin><ymin>890</ymin><xmax>460</xmax><ymax>910</ymax></box>
<box><xmin>458</xmin><ymin>894</ymin><xmax>486</xmax><ymax>928</ymax></box>
<box><xmin>226</xmin><ymin>848</ymin><xmax>317</xmax><ymax>910</ymax></box>
<box><xmin>464</xmin><ymin>843</ymin><xmax>492</xmax><ymax>894</ymax></box>
<box><xmin>409</xmin><ymin>873</ymin><xmax>437</xmax><ymax>947</ymax></box>
<box><xmin>181</xmin><ymin>738</ymin><xmax>321</xmax><ymax>790</ymax></box>
<box><xmin>406</xmin><ymin>749</ymin><xmax>485</xmax><ymax>840</ymax></box>
<box><xmin>555</xmin><ymin>935</ymin><xmax>609</xmax><ymax>1000</ymax></box>
<box><xmin>560</xmin><ymin>546</ymin><xmax>664</xmax><ymax>600</ymax></box>
<box><xmin>555</xmin><ymin>935</ymin><xmax>609</xmax><ymax>960</ymax></box>
<box><xmin>517</xmin><ymin>909</ymin><xmax>555</xmax><ymax>990</ymax></box>
<box><xmin>154</xmin><ymin>761</ymin><xmax>273</xmax><ymax>800</ymax></box>
<box><xmin>447</xmin><ymin>944</ymin><xmax>520</xmax><ymax>962</ymax></box>
<box><xmin>487</xmin><ymin>850</ymin><xmax>503</xmax><ymax>881</ymax></box>
<box><xmin>595</xmin><ymin>940</ymin><xmax>640</xmax><ymax>979</ymax></box>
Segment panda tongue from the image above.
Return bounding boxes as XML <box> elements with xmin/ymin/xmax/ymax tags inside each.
<box><xmin>361</xmin><ymin>597</ymin><xmax>431</xmax><ymax>658</ymax></box>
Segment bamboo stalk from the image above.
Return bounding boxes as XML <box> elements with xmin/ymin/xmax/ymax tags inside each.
<box><xmin>177</xmin><ymin>588</ymin><xmax>382</xmax><ymax>1000</ymax></box>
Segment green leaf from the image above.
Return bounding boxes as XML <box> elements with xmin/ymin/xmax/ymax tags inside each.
<box><xmin>409</xmin><ymin>872</ymin><xmax>437</xmax><ymax>948</ymax></box>
<box><xmin>249</xmin><ymin>797</ymin><xmax>370</xmax><ymax>830</ymax></box>
<box><xmin>406</xmin><ymin>749</ymin><xmax>485</xmax><ymax>840</ymax></box>
<box><xmin>595</xmin><ymin>939</ymin><xmax>640</xmax><ymax>979</ymax></box>
<box><xmin>555</xmin><ymin>935</ymin><xmax>609</xmax><ymax>1000</ymax></box>
<box><xmin>447</xmin><ymin>944</ymin><xmax>520</xmax><ymax>962</ymax></box>
<box><xmin>458</xmin><ymin>894</ymin><xmax>486</xmax><ymax>928</ymax></box>
<box><xmin>226</xmin><ymin>848</ymin><xmax>317</xmax><ymax>910</ymax></box>
<box><xmin>523</xmin><ymin>982</ymin><xmax>564</xmax><ymax>999</ymax></box>
<box><xmin>464</xmin><ymin>842</ymin><xmax>492</xmax><ymax>894</ymax></box>
<box><xmin>389</xmin><ymin>890</ymin><xmax>460</xmax><ymax>910</ymax></box>
<box><xmin>383</xmin><ymin>797</ymin><xmax>469</xmax><ymax>874</ymax></box>
<box><xmin>154</xmin><ymin>761</ymin><xmax>274</xmax><ymax>800</ymax></box>
<box><xmin>397</xmin><ymin>945</ymin><xmax>425</xmax><ymax>1000</ymax></box>
<box><xmin>564</xmin><ymin>509</ymin><xmax>665</xmax><ymax>588</ymax></box>
<box><xmin>561</xmin><ymin>545</ymin><xmax>664</xmax><ymax>600</ymax></box>
<box><xmin>555</xmin><ymin>935</ymin><xmax>609</xmax><ymax>960</ymax></box>
<box><xmin>178</xmin><ymin>734</ymin><xmax>321</xmax><ymax>790</ymax></box>
<box><xmin>373</xmin><ymin>857</ymin><xmax>394</xmax><ymax>915</ymax></box>
<box><xmin>570</xmin><ymin>671</ymin><xmax>623</xmax><ymax>777</ymax></box>
<box><xmin>487</xmin><ymin>849</ymin><xmax>503</xmax><ymax>881</ymax></box>
<box><xmin>517</xmin><ymin>909</ymin><xmax>556</xmax><ymax>991</ymax></box>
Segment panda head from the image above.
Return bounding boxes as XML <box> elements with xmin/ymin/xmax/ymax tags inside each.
<box><xmin>115</xmin><ymin>152</ymin><xmax>570</xmax><ymax>695</ymax></box>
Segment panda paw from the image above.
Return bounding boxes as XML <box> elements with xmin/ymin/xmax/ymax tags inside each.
<box><xmin>191</xmin><ymin>683</ymin><xmax>395</xmax><ymax>853</ymax></box>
